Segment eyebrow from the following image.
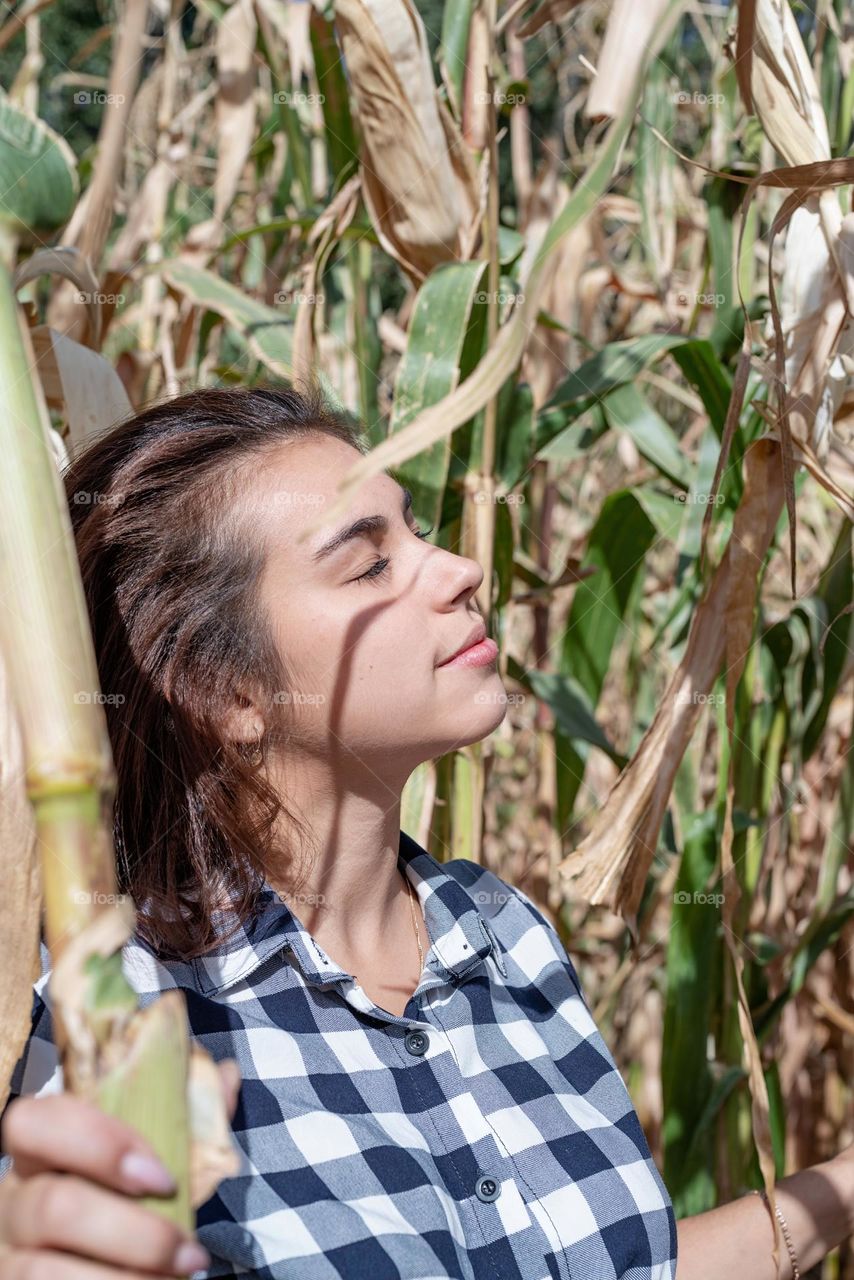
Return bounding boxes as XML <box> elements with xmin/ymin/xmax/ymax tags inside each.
<box><xmin>311</xmin><ymin>486</ymin><xmax>413</xmax><ymax>563</ymax></box>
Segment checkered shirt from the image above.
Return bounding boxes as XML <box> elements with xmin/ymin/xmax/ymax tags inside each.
<box><xmin>1</xmin><ymin>830</ymin><xmax>678</xmax><ymax>1280</ymax></box>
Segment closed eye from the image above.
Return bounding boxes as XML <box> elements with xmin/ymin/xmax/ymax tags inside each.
<box><xmin>353</xmin><ymin>524</ymin><xmax>434</xmax><ymax>584</ymax></box>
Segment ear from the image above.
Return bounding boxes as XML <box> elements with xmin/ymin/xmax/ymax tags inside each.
<box><xmin>221</xmin><ymin>688</ymin><xmax>266</xmax><ymax>747</ymax></box>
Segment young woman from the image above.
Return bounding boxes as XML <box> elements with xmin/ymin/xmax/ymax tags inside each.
<box><xmin>0</xmin><ymin>385</ymin><xmax>851</xmax><ymax>1280</ymax></box>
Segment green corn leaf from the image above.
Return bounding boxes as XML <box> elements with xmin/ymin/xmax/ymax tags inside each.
<box><xmin>0</xmin><ymin>93</ymin><xmax>78</xmax><ymax>237</ymax></box>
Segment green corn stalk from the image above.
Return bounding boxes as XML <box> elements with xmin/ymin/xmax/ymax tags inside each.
<box><xmin>0</xmin><ymin>95</ymin><xmax>234</xmax><ymax>1256</ymax></box>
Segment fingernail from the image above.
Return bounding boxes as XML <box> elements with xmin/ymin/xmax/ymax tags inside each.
<box><xmin>119</xmin><ymin>1149</ymin><xmax>176</xmax><ymax>1194</ymax></box>
<box><xmin>173</xmin><ymin>1240</ymin><xmax>212</xmax><ymax>1274</ymax></box>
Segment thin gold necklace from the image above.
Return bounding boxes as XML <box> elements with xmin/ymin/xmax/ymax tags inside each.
<box><xmin>353</xmin><ymin>872</ymin><xmax>423</xmax><ymax>982</ymax></box>
<box><xmin>405</xmin><ymin>873</ymin><xmax>424</xmax><ymax>973</ymax></box>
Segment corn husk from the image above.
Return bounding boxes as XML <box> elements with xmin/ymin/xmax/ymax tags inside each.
<box><xmin>333</xmin><ymin>0</ymin><xmax>481</xmax><ymax>281</ymax></box>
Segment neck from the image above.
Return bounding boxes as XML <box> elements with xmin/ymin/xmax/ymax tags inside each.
<box><xmin>263</xmin><ymin>751</ymin><xmax>414</xmax><ymax>961</ymax></box>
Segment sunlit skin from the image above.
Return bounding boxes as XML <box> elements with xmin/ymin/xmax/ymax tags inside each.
<box><xmin>226</xmin><ymin>433</ymin><xmax>508</xmax><ymax>1011</ymax></box>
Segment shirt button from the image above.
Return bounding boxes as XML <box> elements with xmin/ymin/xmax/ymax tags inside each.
<box><xmin>404</xmin><ymin>1029</ymin><xmax>429</xmax><ymax>1056</ymax></box>
<box><xmin>474</xmin><ymin>1173</ymin><xmax>500</xmax><ymax>1203</ymax></box>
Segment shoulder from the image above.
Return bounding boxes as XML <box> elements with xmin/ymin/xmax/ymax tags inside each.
<box><xmin>440</xmin><ymin>856</ymin><xmax>586</xmax><ymax>1000</ymax></box>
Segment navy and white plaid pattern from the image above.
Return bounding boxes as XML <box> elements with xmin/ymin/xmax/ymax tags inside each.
<box><xmin>2</xmin><ymin>831</ymin><xmax>678</xmax><ymax>1280</ymax></box>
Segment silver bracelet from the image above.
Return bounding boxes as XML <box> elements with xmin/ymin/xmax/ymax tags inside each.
<box><xmin>749</xmin><ymin>1187</ymin><xmax>801</xmax><ymax>1279</ymax></box>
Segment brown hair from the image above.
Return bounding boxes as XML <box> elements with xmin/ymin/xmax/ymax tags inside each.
<box><xmin>64</xmin><ymin>383</ymin><xmax>365</xmax><ymax>960</ymax></box>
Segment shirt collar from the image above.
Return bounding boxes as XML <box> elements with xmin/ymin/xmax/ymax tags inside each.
<box><xmin>135</xmin><ymin>830</ymin><xmax>500</xmax><ymax>997</ymax></box>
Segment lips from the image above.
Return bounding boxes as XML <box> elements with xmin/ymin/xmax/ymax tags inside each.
<box><xmin>437</xmin><ymin>622</ymin><xmax>487</xmax><ymax>667</ymax></box>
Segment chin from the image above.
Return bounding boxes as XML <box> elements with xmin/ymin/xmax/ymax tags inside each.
<box><xmin>439</xmin><ymin>686</ymin><xmax>510</xmax><ymax>747</ymax></box>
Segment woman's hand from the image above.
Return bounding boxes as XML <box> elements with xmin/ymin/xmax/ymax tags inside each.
<box><xmin>0</xmin><ymin>1058</ymin><xmax>241</xmax><ymax>1278</ymax></box>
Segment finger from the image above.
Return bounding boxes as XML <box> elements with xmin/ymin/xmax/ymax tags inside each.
<box><xmin>0</xmin><ymin>1095</ymin><xmax>176</xmax><ymax>1195</ymax></box>
<box><xmin>217</xmin><ymin>1059</ymin><xmax>242</xmax><ymax>1120</ymax></box>
<box><xmin>1</xmin><ymin>1249</ymin><xmax>207</xmax><ymax>1280</ymax></box>
<box><xmin>3</xmin><ymin>1174</ymin><xmax>210</xmax><ymax>1275</ymax></box>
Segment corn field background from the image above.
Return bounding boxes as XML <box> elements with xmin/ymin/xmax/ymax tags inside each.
<box><xmin>0</xmin><ymin>0</ymin><xmax>853</xmax><ymax>1272</ymax></box>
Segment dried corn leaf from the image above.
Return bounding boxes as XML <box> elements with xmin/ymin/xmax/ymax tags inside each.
<box><xmin>742</xmin><ymin>0</ymin><xmax>854</xmax><ymax>555</ymax></box>
<box><xmin>719</xmin><ymin>437</ymin><xmax>787</xmax><ymax>1274</ymax></box>
<box><xmin>558</xmin><ymin>440</ymin><xmax>786</xmax><ymax>934</ymax></box>
<box><xmin>187</xmin><ymin>1044</ymin><xmax>243</xmax><ymax>1209</ymax></box>
<box><xmin>516</xmin><ymin>0</ymin><xmax>585</xmax><ymax>40</ymax></box>
<box><xmin>50</xmin><ymin>901</ymin><xmax>138</xmax><ymax>1092</ymax></box>
<box><xmin>254</xmin><ymin>0</ymin><xmax>313</xmax><ymax>86</ymax></box>
<box><xmin>47</xmin><ymin>0</ymin><xmax>149</xmax><ymax>341</ymax></box>
<box><xmin>29</xmin><ymin>326</ymin><xmax>131</xmax><ymax>458</ymax></box>
<box><xmin>293</xmin><ymin>174</ymin><xmax>361</xmax><ymax>378</ymax></box>
<box><xmin>14</xmin><ymin>247</ymin><xmax>102</xmax><ymax>347</ymax></box>
<box><xmin>297</xmin><ymin>0</ymin><xmax>691</xmax><ymax>539</ymax></box>
<box><xmin>333</xmin><ymin>0</ymin><xmax>480</xmax><ymax>281</ymax></box>
<box><xmin>695</xmin><ymin>153</ymin><xmax>854</xmax><ymax>597</ymax></box>
<box><xmin>461</xmin><ymin>7</ymin><xmax>490</xmax><ymax>153</ymax></box>
<box><xmin>770</xmin><ymin>204</ymin><xmax>854</xmax><ymax>457</ymax></box>
<box><xmin>214</xmin><ymin>0</ymin><xmax>257</xmax><ymax>224</ymax></box>
<box><xmin>107</xmin><ymin>160</ymin><xmax>176</xmax><ymax>270</ymax></box>
<box><xmin>749</xmin><ymin>0</ymin><xmax>829</xmax><ymax>167</ymax></box>
<box><xmin>789</xmin><ymin>433</ymin><xmax>854</xmax><ymax>522</ymax></box>
<box><xmin>734</xmin><ymin>0</ymin><xmax>756</xmax><ymax>115</ymax></box>
<box><xmin>585</xmin><ymin>0</ymin><xmax>674</xmax><ymax>122</ymax></box>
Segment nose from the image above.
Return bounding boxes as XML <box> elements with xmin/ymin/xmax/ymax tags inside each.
<box><xmin>437</xmin><ymin>545</ymin><xmax>484</xmax><ymax>609</ymax></box>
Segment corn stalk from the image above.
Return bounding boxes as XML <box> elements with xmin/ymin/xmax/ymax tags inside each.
<box><xmin>0</xmin><ymin>96</ymin><xmax>238</xmax><ymax>1252</ymax></box>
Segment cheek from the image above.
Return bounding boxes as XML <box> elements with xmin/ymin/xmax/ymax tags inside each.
<box><xmin>273</xmin><ymin>599</ymin><xmax>433</xmax><ymax>716</ymax></box>
<box><xmin>270</xmin><ymin>613</ymin><xmax>331</xmax><ymax>702</ymax></box>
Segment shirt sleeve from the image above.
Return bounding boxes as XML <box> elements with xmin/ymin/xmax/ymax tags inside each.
<box><xmin>502</xmin><ymin>880</ymin><xmax>588</xmax><ymax>1004</ymax></box>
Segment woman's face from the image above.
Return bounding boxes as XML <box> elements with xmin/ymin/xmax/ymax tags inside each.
<box><xmin>249</xmin><ymin>433</ymin><xmax>508</xmax><ymax>781</ymax></box>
